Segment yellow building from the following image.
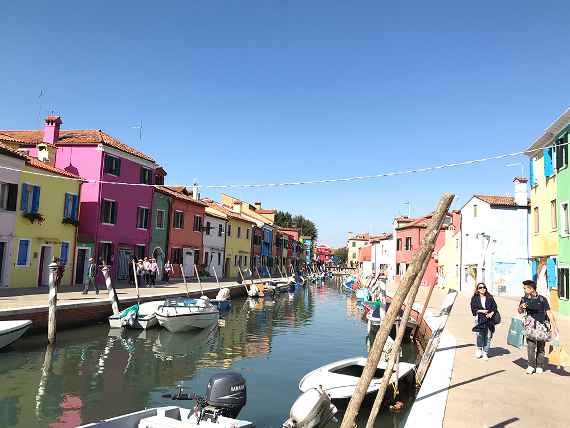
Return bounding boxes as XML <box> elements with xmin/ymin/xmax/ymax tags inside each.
<box><xmin>204</xmin><ymin>201</ymin><xmax>254</xmax><ymax>279</ymax></box>
<box><xmin>347</xmin><ymin>233</ymin><xmax>369</xmax><ymax>267</ymax></box>
<box><xmin>436</xmin><ymin>227</ymin><xmax>461</xmax><ymax>291</ymax></box>
<box><xmin>11</xmin><ymin>157</ymin><xmax>82</xmax><ymax>288</ymax></box>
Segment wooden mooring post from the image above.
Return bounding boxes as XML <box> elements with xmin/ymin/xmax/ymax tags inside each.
<box><xmin>180</xmin><ymin>264</ymin><xmax>189</xmax><ymax>297</ymax></box>
<box><xmin>47</xmin><ymin>261</ymin><xmax>59</xmax><ymax>344</ymax></box>
<box><xmin>101</xmin><ymin>262</ymin><xmax>120</xmax><ymax>315</ymax></box>
<box><xmin>340</xmin><ymin>193</ymin><xmax>454</xmax><ymax>428</ymax></box>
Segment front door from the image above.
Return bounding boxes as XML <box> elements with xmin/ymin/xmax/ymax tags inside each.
<box><xmin>75</xmin><ymin>248</ymin><xmax>89</xmax><ymax>285</ymax></box>
<box><xmin>153</xmin><ymin>247</ymin><xmax>165</xmax><ymax>273</ymax></box>
<box><xmin>183</xmin><ymin>248</ymin><xmax>194</xmax><ymax>277</ymax></box>
<box><xmin>117</xmin><ymin>248</ymin><xmax>132</xmax><ymax>280</ymax></box>
<box><xmin>38</xmin><ymin>245</ymin><xmax>53</xmax><ymax>287</ymax></box>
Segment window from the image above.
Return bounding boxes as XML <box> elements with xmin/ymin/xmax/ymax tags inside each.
<box><xmin>60</xmin><ymin>242</ymin><xmax>69</xmax><ymax>265</ymax></box>
<box><xmin>551</xmin><ymin>200</ymin><xmax>558</xmax><ymax>230</ymax></box>
<box><xmin>205</xmin><ymin>221</ymin><xmax>211</xmax><ymax>235</ymax></box>
<box><xmin>217</xmin><ymin>253</ymin><xmax>221</xmax><ymax>265</ymax></box>
<box><xmin>473</xmin><ymin>204</ymin><xmax>478</xmax><ymax>218</ymax></box>
<box><xmin>544</xmin><ymin>146</ymin><xmax>555</xmax><ymax>177</ymax></box>
<box><xmin>558</xmin><ymin>267</ymin><xmax>569</xmax><ymax>300</ymax></box>
<box><xmin>237</xmin><ymin>226</ymin><xmax>241</xmax><ymax>239</ymax></box>
<box><xmin>204</xmin><ymin>251</ymin><xmax>210</xmax><ymax>266</ymax></box>
<box><xmin>101</xmin><ymin>199</ymin><xmax>117</xmax><ymax>224</ymax></box>
<box><xmin>16</xmin><ymin>239</ymin><xmax>30</xmax><ymax>266</ymax></box>
<box><xmin>218</xmin><ymin>224</ymin><xmax>223</xmax><ymax>237</ymax></box>
<box><xmin>194</xmin><ymin>250</ymin><xmax>200</xmax><ymax>265</ymax></box>
<box><xmin>244</xmin><ymin>255</ymin><xmax>248</xmax><ymax>267</ymax></box>
<box><xmin>352</xmin><ymin>252</ymin><xmax>356</xmax><ymax>259</ymax></box>
<box><xmin>352</xmin><ymin>242</ymin><xmax>356</xmax><ymax>247</ymax></box>
<box><xmin>20</xmin><ymin>183</ymin><xmax>40</xmax><ymax>214</ymax></box>
<box><xmin>104</xmin><ymin>154</ymin><xmax>121</xmax><ymax>176</ymax></box>
<box><xmin>234</xmin><ymin>255</ymin><xmax>238</xmax><ymax>266</ymax></box>
<box><xmin>396</xmin><ymin>239</ymin><xmax>402</xmax><ymax>251</ymax></box>
<box><xmin>193</xmin><ymin>215</ymin><xmax>202</xmax><ymax>232</ymax></box>
<box><xmin>100</xmin><ymin>242</ymin><xmax>113</xmax><ymax>265</ymax></box>
<box><xmin>156</xmin><ymin>209</ymin><xmax>165</xmax><ymax>229</ymax></box>
<box><xmin>174</xmin><ymin>211</ymin><xmax>184</xmax><ymax>229</ymax></box>
<box><xmin>63</xmin><ymin>193</ymin><xmax>79</xmax><ymax>221</ymax></box>
<box><xmin>155</xmin><ymin>174</ymin><xmax>164</xmax><ymax>185</ymax></box>
<box><xmin>140</xmin><ymin>167</ymin><xmax>153</xmax><ymax>184</ymax></box>
<box><xmin>405</xmin><ymin>237</ymin><xmax>412</xmax><ymax>251</ymax></box>
<box><xmin>171</xmin><ymin>247</ymin><xmax>183</xmax><ymax>264</ymax></box>
<box><xmin>135</xmin><ymin>245</ymin><xmax>145</xmax><ymax>260</ymax></box>
<box><xmin>246</xmin><ymin>228</ymin><xmax>250</xmax><ymax>239</ymax></box>
<box><xmin>561</xmin><ymin>202</ymin><xmax>570</xmax><ymax>236</ymax></box>
<box><xmin>396</xmin><ymin>263</ymin><xmax>400</xmax><ymax>276</ymax></box>
<box><xmin>238</xmin><ymin>255</ymin><xmax>242</xmax><ymax>266</ymax></box>
<box><xmin>227</xmin><ymin>224</ymin><xmax>232</xmax><ymax>237</ymax></box>
<box><xmin>0</xmin><ymin>182</ymin><xmax>17</xmax><ymax>211</ymax></box>
<box><xmin>136</xmin><ymin>207</ymin><xmax>149</xmax><ymax>229</ymax></box>
<box><xmin>534</xmin><ymin>207</ymin><xmax>540</xmax><ymax>233</ymax></box>
<box><xmin>556</xmin><ymin>132</ymin><xmax>568</xmax><ymax>171</ymax></box>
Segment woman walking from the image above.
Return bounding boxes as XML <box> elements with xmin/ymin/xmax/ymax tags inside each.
<box><xmin>470</xmin><ymin>282</ymin><xmax>498</xmax><ymax>360</ymax></box>
<box><xmin>519</xmin><ymin>280</ymin><xmax>559</xmax><ymax>374</ymax></box>
<box><xmin>163</xmin><ymin>260</ymin><xmax>173</xmax><ymax>283</ymax></box>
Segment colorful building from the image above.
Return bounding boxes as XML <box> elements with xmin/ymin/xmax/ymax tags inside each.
<box><xmin>0</xmin><ymin>140</ymin><xmax>83</xmax><ymax>288</ymax></box>
<box><xmin>527</xmin><ymin>109</ymin><xmax>570</xmax><ymax>314</ymax></box>
<box><xmin>436</xmin><ymin>221</ymin><xmax>461</xmax><ymax>292</ymax></box>
<box><xmin>369</xmin><ymin>233</ymin><xmax>395</xmax><ymax>282</ymax></box>
<box><xmin>1</xmin><ymin>116</ymin><xmax>161</xmax><ymax>283</ymax></box>
<box><xmin>157</xmin><ymin>186</ymin><xmax>205</xmax><ymax>278</ymax></box>
<box><xmin>347</xmin><ymin>233</ymin><xmax>369</xmax><ymax>267</ymax></box>
<box><xmin>203</xmin><ymin>207</ymin><xmax>227</xmax><ymax>278</ymax></box>
<box><xmin>315</xmin><ymin>244</ymin><xmax>333</xmax><ymax>264</ymax></box>
<box><xmin>149</xmin><ymin>169</ymin><xmax>170</xmax><ymax>273</ymax></box>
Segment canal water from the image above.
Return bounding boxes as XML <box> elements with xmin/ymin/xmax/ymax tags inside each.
<box><xmin>0</xmin><ymin>281</ymin><xmax>416</xmax><ymax>428</ymax></box>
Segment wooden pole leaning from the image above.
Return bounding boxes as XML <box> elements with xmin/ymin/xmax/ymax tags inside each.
<box><xmin>412</xmin><ymin>282</ymin><xmax>436</xmax><ymax>340</ymax></box>
<box><xmin>194</xmin><ymin>264</ymin><xmax>203</xmax><ymax>295</ymax></box>
<box><xmin>132</xmin><ymin>260</ymin><xmax>140</xmax><ymax>304</ymax></box>
<box><xmin>365</xmin><ymin>254</ymin><xmax>431</xmax><ymax>428</ymax></box>
<box><xmin>180</xmin><ymin>264</ymin><xmax>189</xmax><ymax>297</ymax></box>
<box><xmin>340</xmin><ymin>193</ymin><xmax>454</xmax><ymax>428</ymax></box>
<box><xmin>47</xmin><ymin>261</ymin><xmax>59</xmax><ymax>344</ymax></box>
<box><xmin>212</xmin><ymin>266</ymin><xmax>220</xmax><ymax>289</ymax></box>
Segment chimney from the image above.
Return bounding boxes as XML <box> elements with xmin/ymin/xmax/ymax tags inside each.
<box><xmin>191</xmin><ymin>181</ymin><xmax>200</xmax><ymax>200</ymax></box>
<box><xmin>254</xmin><ymin>201</ymin><xmax>262</xmax><ymax>210</ymax></box>
<box><xmin>43</xmin><ymin>115</ymin><xmax>62</xmax><ymax>144</ymax></box>
<box><xmin>232</xmin><ymin>201</ymin><xmax>241</xmax><ymax>214</ymax></box>
<box><xmin>514</xmin><ymin>177</ymin><xmax>528</xmax><ymax>206</ymax></box>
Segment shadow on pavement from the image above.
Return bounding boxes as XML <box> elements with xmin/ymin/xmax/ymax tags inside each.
<box><xmin>436</xmin><ymin>343</ymin><xmax>474</xmax><ymax>352</ymax></box>
<box><xmin>512</xmin><ymin>358</ymin><xmax>570</xmax><ymax>377</ymax></box>
<box><xmin>488</xmin><ymin>417</ymin><xmax>520</xmax><ymax>427</ymax></box>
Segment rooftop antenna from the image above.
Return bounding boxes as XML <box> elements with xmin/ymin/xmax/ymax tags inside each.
<box><xmin>402</xmin><ymin>201</ymin><xmax>411</xmax><ymax>217</ymax></box>
<box><xmin>131</xmin><ymin>120</ymin><xmax>143</xmax><ymax>143</ymax></box>
<box><xmin>37</xmin><ymin>89</ymin><xmax>44</xmax><ymax>126</ymax></box>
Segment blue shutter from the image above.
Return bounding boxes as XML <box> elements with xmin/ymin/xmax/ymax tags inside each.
<box><xmin>531</xmin><ymin>259</ymin><xmax>538</xmax><ymax>282</ymax></box>
<box><xmin>63</xmin><ymin>193</ymin><xmax>70</xmax><ymax>218</ymax></box>
<box><xmin>71</xmin><ymin>195</ymin><xmax>79</xmax><ymax>220</ymax></box>
<box><xmin>17</xmin><ymin>240</ymin><xmax>29</xmax><ymax>266</ymax></box>
<box><xmin>529</xmin><ymin>158</ymin><xmax>535</xmax><ymax>187</ymax></box>
<box><xmin>547</xmin><ymin>257</ymin><xmax>557</xmax><ymax>288</ymax></box>
<box><xmin>31</xmin><ymin>186</ymin><xmax>40</xmax><ymax>213</ymax></box>
<box><xmin>60</xmin><ymin>242</ymin><xmax>69</xmax><ymax>265</ymax></box>
<box><xmin>20</xmin><ymin>183</ymin><xmax>28</xmax><ymax>211</ymax></box>
<box><xmin>544</xmin><ymin>148</ymin><xmax>553</xmax><ymax>177</ymax></box>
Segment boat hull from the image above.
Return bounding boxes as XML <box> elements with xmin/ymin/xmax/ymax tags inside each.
<box><xmin>156</xmin><ymin>312</ymin><xmax>219</xmax><ymax>333</ymax></box>
<box><xmin>0</xmin><ymin>320</ymin><xmax>32</xmax><ymax>350</ymax></box>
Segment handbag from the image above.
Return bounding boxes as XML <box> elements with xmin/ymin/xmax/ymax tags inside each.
<box><xmin>523</xmin><ymin>315</ymin><xmax>552</xmax><ymax>342</ymax></box>
<box><xmin>548</xmin><ymin>339</ymin><xmax>570</xmax><ymax>368</ymax></box>
<box><xmin>506</xmin><ymin>317</ymin><xmax>525</xmax><ymax>348</ymax></box>
<box><xmin>491</xmin><ymin>309</ymin><xmax>501</xmax><ymax>325</ymax></box>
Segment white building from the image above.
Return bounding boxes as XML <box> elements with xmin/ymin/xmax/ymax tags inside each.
<box><xmin>203</xmin><ymin>207</ymin><xmax>227</xmax><ymax>278</ymax></box>
<box><xmin>460</xmin><ymin>177</ymin><xmax>530</xmax><ymax>296</ymax></box>
<box><xmin>370</xmin><ymin>234</ymin><xmax>395</xmax><ymax>283</ymax></box>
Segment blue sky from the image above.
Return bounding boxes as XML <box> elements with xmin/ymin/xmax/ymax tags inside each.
<box><xmin>2</xmin><ymin>1</ymin><xmax>569</xmax><ymax>246</ymax></box>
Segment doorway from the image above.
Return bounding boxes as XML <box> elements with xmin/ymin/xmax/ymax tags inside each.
<box><xmin>117</xmin><ymin>248</ymin><xmax>132</xmax><ymax>280</ymax></box>
<box><xmin>38</xmin><ymin>245</ymin><xmax>53</xmax><ymax>287</ymax></box>
<box><xmin>75</xmin><ymin>248</ymin><xmax>90</xmax><ymax>285</ymax></box>
<box><xmin>183</xmin><ymin>248</ymin><xmax>194</xmax><ymax>277</ymax></box>
<box><xmin>0</xmin><ymin>242</ymin><xmax>5</xmax><ymax>286</ymax></box>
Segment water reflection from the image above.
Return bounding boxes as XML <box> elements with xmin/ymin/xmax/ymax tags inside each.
<box><xmin>0</xmin><ymin>282</ymin><xmax>414</xmax><ymax>427</ymax></box>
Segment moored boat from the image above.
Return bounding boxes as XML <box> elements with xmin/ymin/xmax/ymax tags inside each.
<box><xmin>0</xmin><ymin>320</ymin><xmax>32</xmax><ymax>350</ymax></box>
<box><xmin>156</xmin><ymin>297</ymin><xmax>219</xmax><ymax>333</ymax></box>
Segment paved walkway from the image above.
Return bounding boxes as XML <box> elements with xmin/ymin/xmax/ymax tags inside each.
<box><xmin>389</xmin><ymin>284</ymin><xmax>570</xmax><ymax>428</ymax></box>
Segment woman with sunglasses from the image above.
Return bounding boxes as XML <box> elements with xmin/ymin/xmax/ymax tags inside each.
<box><xmin>470</xmin><ymin>282</ymin><xmax>498</xmax><ymax>360</ymax></box>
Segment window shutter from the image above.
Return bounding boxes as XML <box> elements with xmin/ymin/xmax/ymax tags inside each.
<box><xmin>101</xmin><ymin>201</ymin><xmax>106</xmax><ymax>223</ymax></box>
<box><xmin>556</xmin><ymin>138</ymin><xmax>564</xmax><ymax>171</ymax></box>
<box><xmin>112</xmin><ymin>201</ymin><xmax>117</xmax><ymax>224</ymax></box>
<box><xmin>531</xmin><ymin>259</ymin><xmax>538</xmax><ymax>282</ymax></box>
<box><xmin>31</xmin><ymin>186</ymin><xmax>40</xmax><ymax>213</ymax></box>
<box><xmin>63</xmin><ymin>193</ymin><xmax>70</xmax><ymax>218</ymax></box>
<box><xmin>529</xmin><ymin>159</ymin><xmax>535</xmax><ymax>186</ymax></box>
<box><xmin>7</xmin><ymin>183</ymin><xmax>17</xmax><ymax>211</ymax></box>
<box><xmin>547</xmin><ymin>257</ymin><xmax>557</xmax><ymax>289</ymax></box>
<box><xmin>61</xmin><ymin>242</ymin><xmax>69</xmax><ymax>265</ymax></box>
<box><xmin>17</xmin><ymin>240</ymin><xmax>29</xmax><ymax>265</ymax></box>
<box><xmin>116</xmin><ymin>158</ymin><xmax>121</xmax><ymax>176</ymax></box>
<box><xmin>71</xmin><ymin>195</ymin><xmax>79</xmax><ymax>220</ymax></box>
<box><xmin>20</xmin><ymin>183</ymin><xmax>28</xmax><ymax>211</ymax></box>
<box><xmin>544</xmin><ymin>148</ymin><xmax>553</xmax><ymax>177</ymax></box>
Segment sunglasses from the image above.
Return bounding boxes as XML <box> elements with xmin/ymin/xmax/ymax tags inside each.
<box><xmin>477</xmin><ymin>286</ymin><xmax>487</xmax><ymax>290</ymax></box>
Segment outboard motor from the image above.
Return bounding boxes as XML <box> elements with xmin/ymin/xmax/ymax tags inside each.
<box><xmin>205</xmin><ymin>372</ymin><xmax>247</xmax><ymax>419</ymax></box>
<box><xmin>283</xmin><ymin>387</ymin><xmax>337</xmax><ymax>428</ymax></box>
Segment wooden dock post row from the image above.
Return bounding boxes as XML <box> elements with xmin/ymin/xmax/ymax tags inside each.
<box><xmin>340</xmin><ymin>193</ymin><xmax>455</xmax><ymax>428</ymax></box>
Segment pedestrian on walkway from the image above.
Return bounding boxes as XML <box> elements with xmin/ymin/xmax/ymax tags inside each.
<box><xmin>136</xmin><ymin>259</ymin><xmax>145</xmax><ymax>287</ymax></box>
<box><xmin>163</xmin><ymin>260</ymin><xmax>173</xmax><ymax>283</ymax></box>
<box><xmin>149</xmin><ymin>258</ymin><xmax>159</xmax><ymax>287</ymax></box>
<box><xmin>470</xmin><ymin>282</ymin><xmax>498</xmax><ymax>360</ymax></box>
<box><xmin>55</xmin><ymin>257</ymin><xmax>65</xmax><ymax>290</ymax></box>
<box><xmin>143</xmin><ymin>257</ymin><xmax>151</xmax><ymax>287</ymax></box>
<box><xmin>82</xmin><ymin>257</ymin><xmax>99</xmax><ymax>295</ymax></box>
<box><xmin>519</xmin><ymin>280</ymin><xmax>559</xmax><ymax>374</ymax></box>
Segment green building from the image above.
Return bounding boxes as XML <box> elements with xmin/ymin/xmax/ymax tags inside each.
<box><xmin>150</xmin><ymin>187</ymin><xmax>170</xmax><ymax>272</ymax></box>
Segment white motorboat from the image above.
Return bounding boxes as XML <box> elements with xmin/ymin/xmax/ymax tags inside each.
<box><xmin>108</xmin><ymin>301</ymin><xmax>163</xmax><ymax>330</ymax></box>
<box><xmin>299</xmin><ymin>357</ymin><xmax>415</xmax><ymax>405</ymax></box>
<box><xmin>0</xmin><ymin>320</ymin><xmax>32</xmax><ymax>350</ymax></box>
<box><xmin>79</xmin><ymin>372</ymin><xmax>335</xmax><ymax>428</ymax></box>
<box><xmin>156</xmin><ymin>297</ymin><xmax>219</xmax><ymax>333</ymax></box>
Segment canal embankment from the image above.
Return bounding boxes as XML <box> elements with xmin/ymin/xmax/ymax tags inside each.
<box><xmin>0</xmin><ymin>279</ymin><xmax>259</xmax><ymax>334</ymax></box>
<box><xmin>385</xmin><ymin>284</ymin><xmax>570</xmax><ymax>428</ymax></box>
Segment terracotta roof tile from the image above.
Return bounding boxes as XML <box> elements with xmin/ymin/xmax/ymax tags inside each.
<box><xmin>474</xmin><ymin>194</ymin><xmax>528</xmax><ymax>208</ymax></box>
<box><xmin>155</xmin><ymin>186</ymin><xmax>206</xmax><ymax>206</ymax></box>
<box><xmin>0</xmin><ymin>129</ymin><xmax>155</xmax><ymax>162</ymax></box>
<box><xmin>0</xmin><ymin>141</ymin><xmax>28</xmax><ymax>160</ymax></box>
<box><xmin>26</xmin><ymin>157</ymin><xmax>82</xmax><ymax>179</ymax></box>
<box><xmin>202</xmin><ymin>200</ymin><xmax>256</xmax><ymax>224</ymax></box>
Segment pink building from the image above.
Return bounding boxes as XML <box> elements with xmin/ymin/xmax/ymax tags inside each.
<box><xmin>316</xmin><ymin>244</ymin><xmax>332</xmax><ymax>263</ymax></box>
<box><xmin>394</xmin><ymin>212</ymin><xmax>459</xmax><ymax>287</ymax></box>
<box><xmin>2</xmin><ymin>116</ymin><xmax>160</xmax><ymax>282</ymax></box>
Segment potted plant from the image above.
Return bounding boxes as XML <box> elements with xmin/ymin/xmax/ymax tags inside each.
<box><xmin>62</xmin><ymin>217</ymin><xmax>80</xmax><ymax>226</ymax></box>
<box><xmin>23</xmin><ymin>212</ymin><xmax>45</xmax><ymax>224</ymax></box>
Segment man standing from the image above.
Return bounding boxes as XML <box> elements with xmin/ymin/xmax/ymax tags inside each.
<box><xmin>143</xmin><ymin>257</ymin><xmax>151</xmax><ymax>287</ymax></box>
<box><xmin>82</xmin><ymin>257</ymin><xmax>99</xmax><ymax>295</ymax></box>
